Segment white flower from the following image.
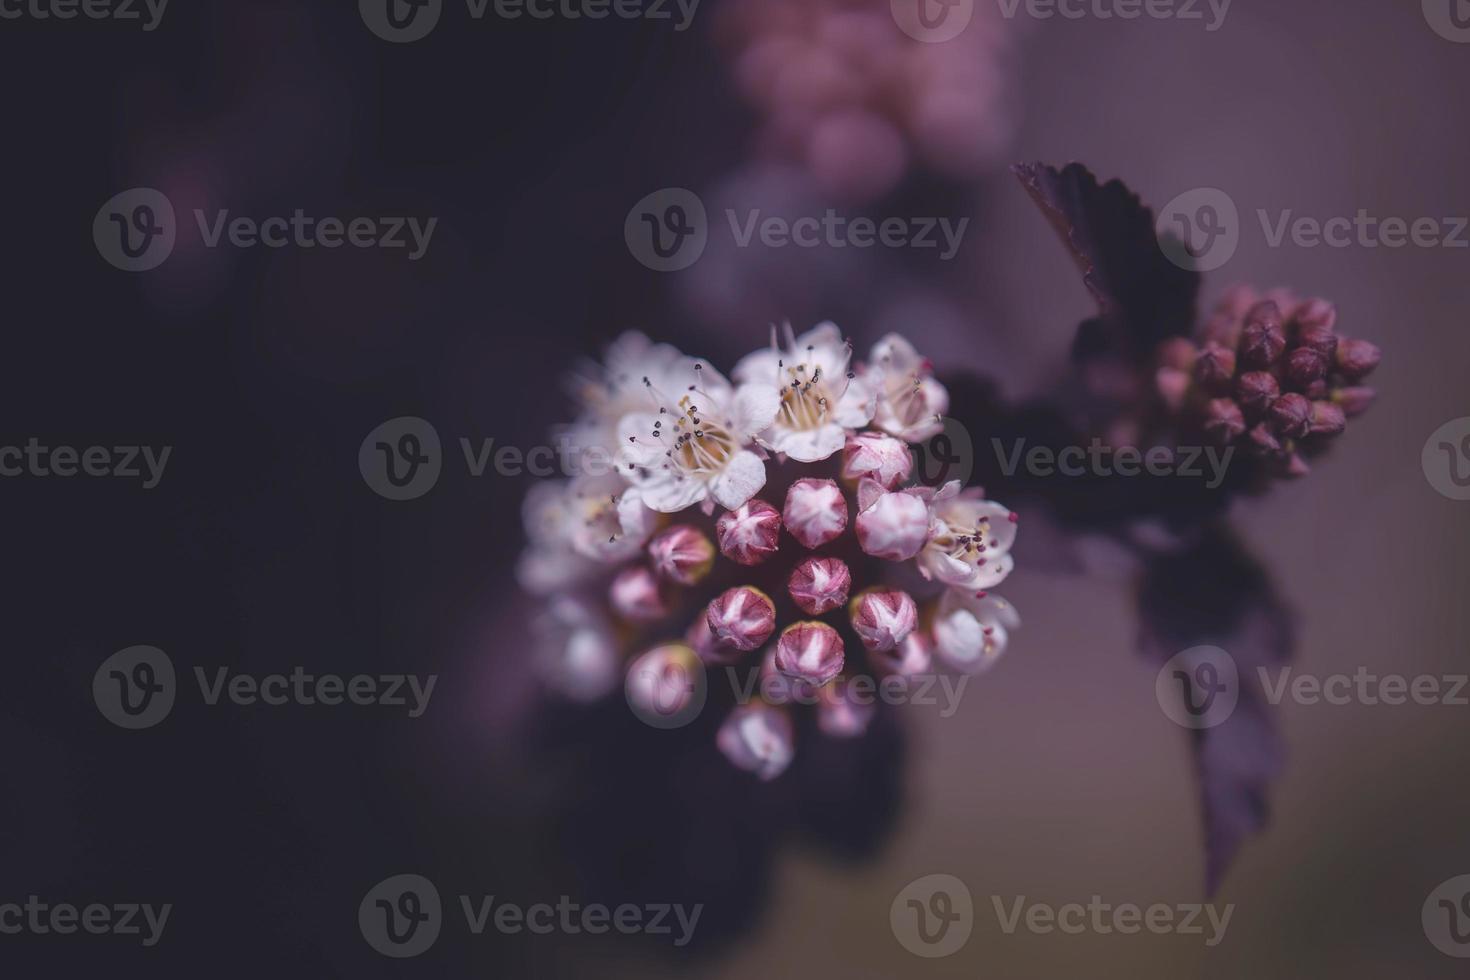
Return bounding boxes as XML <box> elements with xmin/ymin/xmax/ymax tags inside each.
<box><xmin>515</xmin><ymin>474</ymin><xmax>655</xmax><ymax>594</ymax></box>
<box><xmin>918</xmin><ymin>488</ymin><xmax>1017</xmax><ymax>590</ymax></box>
<box><xmin>933</xmin><ymin>592</ymin><xmax>1021</xmax><ymax>675</ymax></box>
<box><xmin>562</xmin><ymin>332</ymin><xmax>690</xmax><ymax>463</ymax></box>
<box><xmin>867</xmin><ymin>333</ymin><xmax>950</xmax><ymax>443</ymax></box>
<box><xmin>733</xmin><ymin>322</ymin><xmax>877</xmax><ymax>462</ymax></box>
<box><xmin>617</xmin><ymin>360</ymin><xmax>779</xmax><ymax>514</ymax></box>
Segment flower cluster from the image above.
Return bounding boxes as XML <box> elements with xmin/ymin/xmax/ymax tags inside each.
<box><xmin>717</xmin><ymin>0</ymin><xmax>1015</xmax><ymax>203</ymax></box>
<box><xmin>1155</xmin><ymin>286</ymin><xmax>1380</xmax><ymax>478</ymax></box>
<box><xmin>520</xmin><ymin>323</ymin><xmax>1020</xmax><ymax>780</ymax></box>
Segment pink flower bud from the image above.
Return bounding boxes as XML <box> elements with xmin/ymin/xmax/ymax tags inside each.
<box><xmin>1293</xmin><ymin>298</ymin><xmax>1338</xmax><ymax>337</ymax></box>
<box><xmin>686</xmin><ymin>615</ymin><xmax>740</xmax><ymax>666</ymax></box>
<box><xmin>782</xmin><ymin>478</ymin><xmax>848</xmax><ymax>549</ymax></box>
<box><xmin>774</xmin><ymin>621</ymin><xmax>845</xmax><ymax>687</ymax></box>
<box><xmin>841</xmin><ymin>431</ymin><xmax>913</xmax><ymax>490</ymax></box>
<box><xmin>1193</xmin><ymin>342</ymin><xmax>1236</xmax><ymax>392</ymax></box>
<box><xmin>1241</xmin><ymin>301</ymin><xmax>1286</xmax><ymax>367</ymax></box>
<box><xmin>1155</xmin><ymin>367</ymin><xmax>1190</xmax><ymax>413</ymax></box>
<box><xmin>856</xmin><ymin>489</ymin><xmax>930</xmax><ymax>561</ymax></box>
<box><xmin>1308</xmin><ymin>400</ymin><xmax>1346</xmax><ymax>436</ymax></box>
<box><xmin>1267</xmin><ymin>392</ymin><xmax>1312</xmax><ymax>440</ymax></box>
<box><xmin>1235</xmin><ymin>370</ymin><xmax>1279</xmax><ymax>415</ymax></box>
<box><xmin>1203</xmin><ymin>398</ymin><xmax>1246</xmax><ymax>444</ymax></box>
<box><xmin>624</xmin><ymin>644</ymin><xmax>703</xmax><ymax>726</ymax></box>
<box><xmin>1285</xmin><ymin>347</ymin><xmax>1327</xmax><ymax>388</ymax></box>
<box><xmin>849</xmin><ymin>587</ymin><xmax>918</xmax><ymax>652</ymax></box>
<box><xmin>817</xmin><ymin>680</ymin><xmax>876</xmax><ymax>738</ymax></box>
<box><xmin>717</xmin><ymin>703</ymin><xmax>794</xmax><ymax>780</ymax></box>
<box><xmin>716</xmin><ymin>498</ymin><xmax>781</xmax><ymax>566</ymax></box>
<box><xmin>647</xmin><ymin>524</ymin><xmax>714</xmax><ymax>585</ymax></box>
<box><xmin>1296</xmin><ymin>323</ymin><xmax>1338</xmax><ymax>361</ymax></box>
<box><xmin>1247</xmin><ymin>422</ymin><xmax>1283</xmax><ymax>457</ymax></box>
<box><xmin>759</xmin><ymin>647</ymin><xmax>818</xmax><ymax>705</ymax></box>
<box><xmin>1336</xmin><ymin>386</ymin><xmax>1377</xmax><ymax>417</ymax></box>
<box><xmin>1156</xmin><ymin>337</ymin><xmax>1198</xmax><ymax>371</ymax></box>
<box><xmin>706</xmin><ymin>586</ymin><xmax>777</xmax><ymax>652</ymax></box>
<box><xmin>788</xmin><ymin>556</ymin><xmax>851</xmax><ymax>615</ymax></box>
<box><xmin>608</xmin><ymin>565</ymin><xmax>667</xmax><ymax>623</ymax></box>
<box><xmin>1284</xmin><ymin>452</ymin><xmax>1311</xmax><ymax>477</ymax></box>
<box><xmin>871</xmin><ymin>630</ymin><xmax>934</xmax><ymax>677</ymax></box>
<box><xmin>1335</xmin><ymin>338</ymin><xmax>1381</xmax><ymax>380</ymax></box>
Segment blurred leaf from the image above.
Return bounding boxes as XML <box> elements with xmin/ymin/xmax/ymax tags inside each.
<box><xmin>1135</xmin><ymin>525</ymin><xmax>1292</xmax><ymax>894</ymax></box>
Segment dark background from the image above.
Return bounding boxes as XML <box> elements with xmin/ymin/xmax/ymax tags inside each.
<box><xmin>3</xmin><ymin>0</ymin><xmax>1468</xmax><ymax>976</ymax></box>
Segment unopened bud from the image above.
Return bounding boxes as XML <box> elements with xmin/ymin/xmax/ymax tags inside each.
<box><xmin>706</xmin><ymin>586</ymin><xmax>777</xmax><ymax>652</ymax></box>
<box><xmin>1308</xmin><ymin>400</ymin><xmax>1346</xmax><ymax>436</ymax></box>
<box><xmin>1203</xmin><ymin>397</ymin><xmax>1246</xmax><ymax>444</ymax></box>
<box><xmin>1235</xmin><ymin>370</ymin><xmax>1280</xmax><ymax>415</ymax></box>
<box><xmin>624</xmin><ymin>644</ymin><xmax>703</xmax><ymax>727</ymax></box>
<box><xmin>1193</xmin><ymin>342</ymin><xmax>1236</xmax><ymax>392</ymax></box>
<box><xmin>717</xmin><ymin>703</ymin><xmax>794</xmax><ymax>780</ymax></box>
<box><xmin>841</xmin><ymin>431</ymin><xmax>914</xmax><ymax>490</ymax></box>
<box><xmin>647</xmin><ymin>524</ymin><xmax>714</xmax><ymax>585</ymax></box>
<box><xmin>1241</xmin><ymin>301</ymin><xmax>1287</xmax><ymax>367</ymax></box>
<box><xmin>1335</xmin><ymin>338</ymin><xmax>1381</xmax><ymax>380</ymax></box>
<box><xmin>1293</xmin><ymin>298</ymin><xmax>1338</xmax><ymax>337</ymax></box>
<box><xmin>1157</xmin><ymin>337</ymin><xmax>1198</xmax><ymax>371</ymax></box>
<box><xmin>788</xmin><ymin>556</ymin><xmax>852</xmax><ymax>615</ymax></box>
<box><xmin>855</xmin><ymin>489</ymin><xmax>930</xmax><ymax>561</ymax></box>
<box><xmin>1284</xmin><ymin>347</ymin><xmax>1327</xmax><ymax>388</ymax></box>
<box><xmin>1268</xmin><ymin>392</ymin><xmax>1313</xmax><ymax>440</ymax></box>
<box><xmin>849</xmin><ymin>587</ymin><xmax>918</xmax><ymax>652</ymax></box>
<box><xmin>1284</xmin><ymin>452</ymin><xmax>1311</xmax><ymax>477</ymax></box>
<box><xmin>716</xmin><ymin>498</ymin><xmax>782</xmax><ymax>566</ymax></box>
<box><xmin>817</xmin><ymin>680</ymin><xmax>876</xmax><ymax>738</ymax></box>
<box><xmin>783</xmin><ymin>478</ymin><xmax>849</xmax><ymax>549</ymax></box>
<box><xmin>1247</xmin><ymin>422</ymin><xmax>1283</xmax><ymax>457</ymax></box>
<box><xmin>686</xmin><ymin>615</ymin><xmax>740</xmax><ymax>666</ymax></box>
<box><xmin>1335</xmin><ymin>386</ymin><xmax>1377</xmax><ymax>417</ymax></box>
<box><xmin>1155</xmin><ymin>367</ymin><xmax>1191</xmax><ymax>413</ymax></box>
<box><xmin>871</xmin><ymin>630</ymin><xmax>934</xmax><ymax>677</ymax></box>
<box><xmin>608</xmin><ymin>565</ymin><xmax>667</xmax><ymax>623</ymax></box>
<box><xmin>774</xmin><ymin>621</ymin><xmax>845</xmax><ymax>687</ymax></box>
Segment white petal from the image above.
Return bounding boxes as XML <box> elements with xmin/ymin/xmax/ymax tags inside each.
<box><xmin>833</xmin><ymin>375</ymin><xmax>878</xmax><ymax>428</ymax></box>
<box><xmin>710</xmin><ymin>450</ymin><xmax>767</xmax><ymax>510</ymax></box>
<box><xmin>616</xmin><ymin>412</ymin><xmax>666</xmax><ymax>467</ymax></box>
<box><xmin>640</xmin><ymin>473</ymin><xmax>709</xmax><ymax>513</ymax></box>
<box><xmin>732</xmin><ymin>346</ymin><xmax>784</xmax><ymax>387</ymax></box>
<box><xmin>767</xmin><ymin>423</ymin><xmax>847</xmax><ymax>462</ymax></box>
<box><xmin>730</xmin><ymin>383</ymin><xmax>780</xmax><ymax>437</ymax></box>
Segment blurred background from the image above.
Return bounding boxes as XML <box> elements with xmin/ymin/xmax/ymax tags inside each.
<box><xmin>2</xmin><ymin>0</ymin><xmax>1467</xmax><ymax>976</ymax></box>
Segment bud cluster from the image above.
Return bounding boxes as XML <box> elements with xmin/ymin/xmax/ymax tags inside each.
<box><xmin>1155</xmin><ymin>285</ymin><xmax>1380</xmax><ymax>478</ymax></box>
